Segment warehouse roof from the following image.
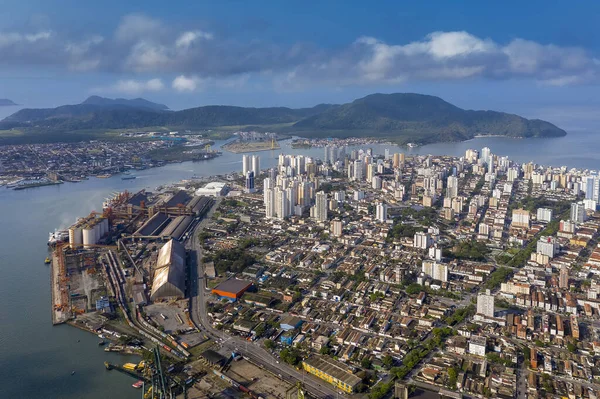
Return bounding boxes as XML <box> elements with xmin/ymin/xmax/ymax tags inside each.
<box><xmin>303</xmin><ymin>355</ymin><xmax>361</xmax><ymax>388</ymax></box>
<box><xmin>134</xmin><ymin>212</ymin><xmax>170</xmax><ymax>236</ymax></box>
<box><xmin>213</xmin><ymin>278</ymin><xmax>252</xmax><ymax>294</ymax></box>
<box><xmin>150</xmin><ymin>239</ymin><xmax>186</xmax><ymax>300</ymax></box>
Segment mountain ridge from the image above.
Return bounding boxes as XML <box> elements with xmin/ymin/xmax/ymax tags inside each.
<box><xmin>1</xmin><ymin>93</ymin><xmax>566</xmax><ymax>145</ymax></box>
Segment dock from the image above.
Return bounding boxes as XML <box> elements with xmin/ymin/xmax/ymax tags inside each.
<box><xmin>50</xmin><ymin>252</ymin><xmax>70</xmax><ymax>324</ymax></box>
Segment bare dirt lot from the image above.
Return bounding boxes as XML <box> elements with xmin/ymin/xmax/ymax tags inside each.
<box><xmin>227</xmin><ymin>359</ymin><xmax>292</xmax><ymax>399</ymax></box>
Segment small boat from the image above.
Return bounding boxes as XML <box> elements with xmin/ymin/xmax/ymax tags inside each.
<box><xmin>121</xmin><ymin>175</ymin><xmax>137</xmax><ymax>180</ymax></box>
<box><xmin>98</xmin><ymin>334</ymin><xmax>105</xmax><ymax>339</ymax></box>
<box><xmin>98</xmin><ymin>340</ymin><xmax>105</xmax><ymax>346</ymax></box>
<box><xmin>132</xmin><ymin>380</ymin><xmax>144</xmax><ymax>389</ymax></box>
<box><xmin>44</xmin><ymin>257</ymin><xmax>51</xmax><ymax>264</ymax></box>
<box><xmin>71</xmin><ymin>371</ymin><xmax>76</xmax><ymax>376</ymax></box>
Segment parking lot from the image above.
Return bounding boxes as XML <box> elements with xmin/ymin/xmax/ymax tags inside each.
<box><xmin>145</xmin><ymin>301</ymin><xmax>189</xmax><ymax>334</ymax></box>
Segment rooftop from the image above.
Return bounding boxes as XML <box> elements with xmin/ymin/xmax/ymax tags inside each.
<box><xmin>303</xmin><ymin>355</ymin><xmax>362</xmax><ymax>388</ymax></box>
<box><xmin>213</xmin><ymin>278</ymin><xmax>252</xmax><ymax>294</ymax></box>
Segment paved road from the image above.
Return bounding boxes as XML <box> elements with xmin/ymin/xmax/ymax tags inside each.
<box><xmin>186</xmin><ymin>200</ymin><xmax>339</xmax><ymax>399</ymax></box>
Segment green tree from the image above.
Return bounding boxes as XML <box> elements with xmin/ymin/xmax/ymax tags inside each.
<box><xmin>361</xmin><ymin>357</ymin><xmax>372</xmax><ymax>369</ymax></box>
<box><xmin>382</xmin><ymin>354</ymin><xmax>394</xmax><ymax>369</ymax></box>
<box><xmin>264</xmin><ymin>339</ymin><xmax>275</xmax><ymax>350</ymax></box>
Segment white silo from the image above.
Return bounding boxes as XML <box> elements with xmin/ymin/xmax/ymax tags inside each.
<box><xmin>82</xmin><ymin>225</ymin><xmax>96</xmax><ymax>248</ymax></box>
<box><xmin>69</xmin><ymin>224</ymin><xmax>83</xmax><ymax>249</ymax></box>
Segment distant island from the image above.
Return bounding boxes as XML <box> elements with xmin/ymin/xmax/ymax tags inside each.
<box><xmin>0</xmin><ymin>99</ymin><xmax>18</xmax><ymax>106</ymax></box>
<box><xmin>0</xmin><ymin>93</ymin><xmax>566</xmax><ymax>145</ymax></box>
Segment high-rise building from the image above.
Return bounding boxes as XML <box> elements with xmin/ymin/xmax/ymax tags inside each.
<box><xmin>353</xmin><ymin>159</ymin><xmax>363</xmax><ymax>181</ymax></box>
<box><xmin>536</xmin><ymin>207</ymin><xmax>553</xmax><ymax>223</ymax></box>
<box><xmin>571</xmin><ymin>201</ymin><xmax>586</xmax><ymax>223</ymax></box>
<box><xmin>559</xmin><ymin>265</ymin><xmax>569</xmax><ymax>289</ymax></box>
<box><xmin>507</xmin><ymin>168</ymin><xmax>519</xmax><ymax>182</ymax></box>
<box><xmin>251</xmin><ymin>155</ymin><xmax>260</xmax><ymax>177</ymax></box>
<box><xmin>375</xmin><ymin>202</ymin><xmax>388</xmax><ymax>222</ymax></box>
<box><xmin>313</xmin><ymin>191</ymin><xmax>328</xmax><ymax>222</ymax></box>
<box><xmin>242</xmin><ymin>154</ymin><xmax>251</xmax><ymax>176</ymax></box>
<box><xmin>537</xmin><ymin>236</ymin><xmax>559</xmax><ymax>258</ymax></box>
<box><xmin>372</xmin><ymin>176</ymin><xmax>382</xmax><ymax>190</ymax></box>
<box><xmin>264</xmin><ymin>188</ymin><xmax>275</xmax><ymax>218</ymax></box>
<box><xmin>275</xmin><ymin>187</ymin><xmax>290</xmax><ymax>219</ymax></box>
<box><xmin>477</xmin><ymin>289</ymin><xmax>495</xmax><ymax>317</ymax></box>
<box><xmin>245</xmin><ymin>171</ymin><xmax>255</xmax><ymax>193</ymax></box>
<box><xmin>446</xmin><ymin>175</ymin><xmax>458</xmax><ymax>198</ymax></box>
<box><xmin>481</xmin><ymin>147</ymin><xmax>492</xmax><ymax>165</ymax></box>
<box><xmin>330</xmin><ymin>219</ymin><xmax>343</xmax><ymax>237</ymax></box>
<box><xmin>413</xmin><ymin>232</ymin><xmax>432</xmax><ymax>249</ymax></box>
<box><xmin>422</xmin><ymin>260</ymin><xmax>448</xmax><ymax>282</ymax></box>
<box><xmin>512</xmin><ymin>209</ymin><xmax>531</xmax><ymax>228</ymax></box>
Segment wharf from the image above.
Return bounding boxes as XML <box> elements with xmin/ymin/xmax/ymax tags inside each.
<box><xmin>50</xmin><ymin>255</ymin><xmax>70</xmax><ymax>325</ymax></box>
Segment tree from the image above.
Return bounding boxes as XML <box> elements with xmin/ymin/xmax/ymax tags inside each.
<box><xmin>319</xmin><ymin>346</ymin><xmax>331</xmax><ymax>355</ymax></box>
<box><xmin>264</xmin><ymin>339</ymin><xmax>275</xmax><ymax>350</ymax></box>
<box><xmin>447</xmin><ymin>367</ymin><xmax>458</xmax><ymax>389</ymax></box>
<box><xmin>382</xmin><ymin>354</ymin><xmax>394</xmax><ymax>369</ymax></box>
<box><xmin>361</xmin><ymin>357</ymin><xmax>372</xmax><ymax>369</ymax></box>
<box><xmin>567</xmin><ymin>343</ymin><xmax>577</xmax><ymax>353</ymax></box>
<box><xmin>280</xmin><ymin>347</ymin><xmax>301</xmax><ymax>365</ymax></box>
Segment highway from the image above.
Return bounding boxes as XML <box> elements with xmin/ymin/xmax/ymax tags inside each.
<box><xmin>186</xmin><ymin>200</ymin><xmax>340</xmax><ymax>399</ymax></box>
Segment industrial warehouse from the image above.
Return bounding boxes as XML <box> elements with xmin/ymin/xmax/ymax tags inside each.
<box><xmin>211</xmin><ymin>278</ymin><xmax>253</xmax><ymax>300</ymax></box>
<box><xmin>51</xmin><ymin>188</ymin><xmax>214</xmax><ymax>341</ymax></box>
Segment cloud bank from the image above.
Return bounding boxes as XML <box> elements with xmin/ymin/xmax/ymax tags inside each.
<box><xmin>1</xmin><ymin>14</ymin><xmax>598</xmax><ymax>93</ymax></box>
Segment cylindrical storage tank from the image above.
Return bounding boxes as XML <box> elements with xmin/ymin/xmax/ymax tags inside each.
<box><xmin>69</xmin><ymin>226</ymin><xmax>83</xmax><ymax>249</ymax></box>
<box><xmin>94</xmin><ymin>221</ymin><xmax>102</xmax><ymax>240</ymax></box>
<box><xmin>101</xmin><ymin>218</ymin><xmax>108</xmax><ymax>236</ymax></box>
<box><xmin>82</xmin><ymin>226</ymin><xmax>96</xmax><ymax>248</ymax></box>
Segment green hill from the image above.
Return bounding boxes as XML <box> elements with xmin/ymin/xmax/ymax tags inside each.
<box><xmin>0</xmin><ymin>93</ymin><xmax>565</xmax><ymax>145</ymax></box>
<box><xmin>292</xmin><ymin>93</ymin><xmax>566</xmax><ymax>144</ymax></box>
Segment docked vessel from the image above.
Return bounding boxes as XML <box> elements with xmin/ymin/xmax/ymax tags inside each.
<box><xmin>44</xmin><ymin>257</ymin><xmax>51</xmax><ymax>264</ymax></box>
<box><xmin>96</xmin><ymin>174</ymin><xmax>112</xmax><ymax>178</ymax></box>
<box><xmin>48</xmin><ymin>230</ymin><xmax>69</xmax><ymax>246</ymax></box>
<box><xmin>132</xmin><ymin>381</ymin><xmax>144</xmax><ymax>389</ymax></box>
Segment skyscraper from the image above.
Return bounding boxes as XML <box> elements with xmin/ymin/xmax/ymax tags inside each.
<box><xmin>376</xmin><ymin>202</ymin><xmax>388</xmax><ymax>222</ymax></box>
<box><xmin>275</xmin><ymin>187</ymin><xmax>289</xmax><ymax>219</ymax></box>
<box><xmin>264</xmin><ymin>188</ymin><xmax>275</xmax><ymax>218</ymax></box>
<box><xmin>477</xmin><ymin>289</ymin><xmax>495</xmax><ymax>317</ymax></box>
<box><xmin>559</xmin><ymin>265</ymin><xmax>569</xmax><ymax>289</ymax></box>
<box><xmin>245</xmin><ymin>171</ymin><xmax>255</xmax><ymax>193</ymax></box>
<box><xmin>481</xmin><ymin>147</ymin><xmax>491</xmax><ymax>165</ymax></box>
<box><xmin>251</xmin><ymin>155</ymin><xmax>260</xmax><ymax>177</ymax></box>
<box><xmin>242</xmin><ymin>154</ymin><xmax>251</xmax><ymax>176</ymax></box>
<box><xmin>446</xmin><ymin>175</ymin><xmax>458</xmax><ymax>198</ymax></box>
<box><xmin>313</xmin><ymin>191</ymin><xmax>328</xmax><ymax>222</ymax></box>
<box><xmin>353</xmin><ymin>159</ymin><xmax>363</xmax><ymax>181</ymax></box>
<box><xmin>571</xmin><ymin>201</ymin><xmax>586</xmax><ymax>223</ymax></box>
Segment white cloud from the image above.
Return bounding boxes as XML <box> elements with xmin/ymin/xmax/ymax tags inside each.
<box><xmin>115</xmin><ymin>14</ymin><xmax>163</xmax><ymax>42</ymax></box>
<box><xmin>176</xmin><ymin>30</ymin><xmax>213</xmax><ymax>48</ymax></box>
<box><xmin>0</xmin><ymin>15</ymin><xmax>598</xmax><ymax>90</ymax></box>
<box><xmin>99</xmin><ymin>78</ymin><xmax>165</xmax><ymax>94</ymax></box>
<box><xmin>172</xmin><ymin>75</ymin><xmax>202</xmax><ymax>92</ymax></box>
<box><xmin>0</xmin><ymin>30</ymin><xmax>52</xmax><ymax>47</ymax></box>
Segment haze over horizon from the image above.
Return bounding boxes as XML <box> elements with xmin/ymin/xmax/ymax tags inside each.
<box><xmin>1</xmin><ymin>1</ymin><xmax>600</xmax><ymax>130</ymax></box>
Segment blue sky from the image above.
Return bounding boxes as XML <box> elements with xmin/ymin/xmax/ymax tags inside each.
<box><xmin>0</xmin><ymin>1</ymin><xmax>599</xmax><ymax>130</ymax></box>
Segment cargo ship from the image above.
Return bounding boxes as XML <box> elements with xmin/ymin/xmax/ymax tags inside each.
<box><xmin>121</xmin><ymin>175</ymin><xmax>137</xmax><ymax>180</ymax></box>
<box><xmin>48</xmin><ymin>230</ymin><xmax>69</xmax><ymax>246</ymax></box>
